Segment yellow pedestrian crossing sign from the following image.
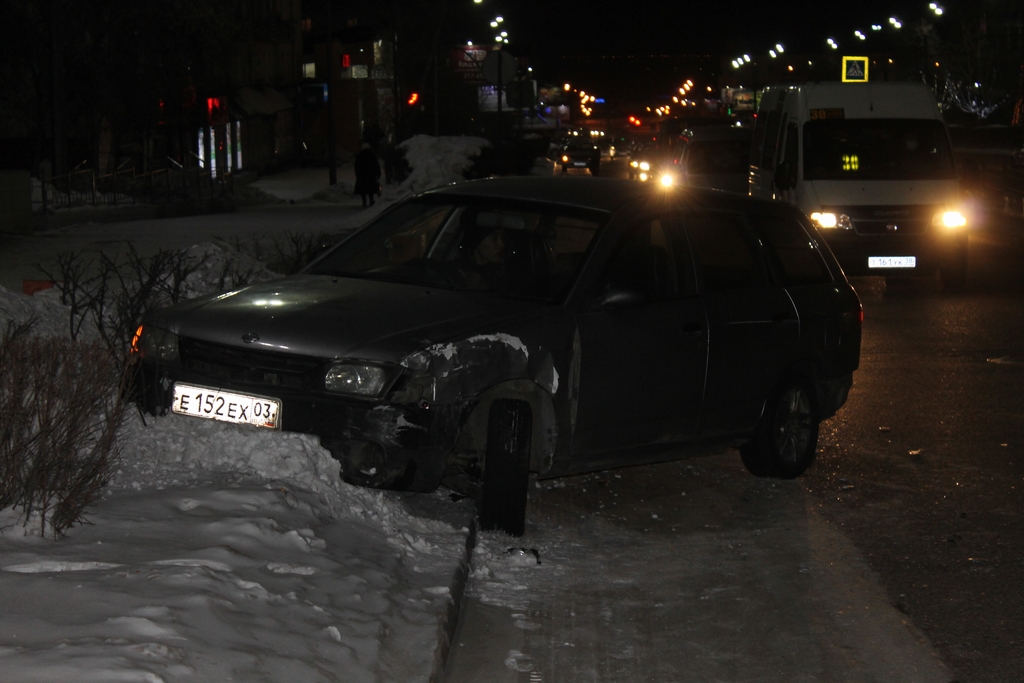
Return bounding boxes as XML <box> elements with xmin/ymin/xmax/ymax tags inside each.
<box><xmin>842</xmin><ymin>56</ymin><xmax>869</xmax><ymax>82</ymax></box>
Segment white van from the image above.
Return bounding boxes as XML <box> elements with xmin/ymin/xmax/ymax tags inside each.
<box><xmin>748</xmin><ymin>82</ymin><xmax>968</xmax><ymax>288</ymax></box>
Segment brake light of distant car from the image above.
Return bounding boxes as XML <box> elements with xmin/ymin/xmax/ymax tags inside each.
<box><xmin>933</xmin><ymin>210</ymin><xmax>967</xmax><ymax>229</ymax></box>
<box><xmin>131</xmin><ymin>325</ymin><xmax>180</xmax><ymax>362</ymax></box>
<box><xmin>324</xmin><ymin>363</ymin><xmax>393</xmax><ymax>398</ymax></box>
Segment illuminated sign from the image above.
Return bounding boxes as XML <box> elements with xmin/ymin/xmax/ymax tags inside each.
<box><xmin>842</xmin><ymin>56</ymin><xmax>869</xmax><ymax>83</ymax></box>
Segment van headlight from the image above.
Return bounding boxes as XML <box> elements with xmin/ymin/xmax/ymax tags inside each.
<box><xmin>933</xmin><ymin>210</ymin><xmax>967</xmax><ymax>229</ymax></box>
<box><xmin>324</xmin><ymin>363</ymin><xmax>393</xmax><ymax>398</ymax></box>
<box><xmin>810</xmin><ymin>212</ymin><xmax>852</xmax><ymax>230</ymax></box>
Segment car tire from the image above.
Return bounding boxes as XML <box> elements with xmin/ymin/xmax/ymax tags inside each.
<box><xmin>480</xmin><ymin>399</ymin><xmax>532</xmax><ymax>536</ymax></box>
<box><xmin>740</xmin><ymin>376</ymin><xmax>819</xmax><ymax>479</ymax></box>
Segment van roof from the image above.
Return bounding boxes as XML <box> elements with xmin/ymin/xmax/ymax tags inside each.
<box><xmin>765</xmin><ymin>82</ymin><xmax>941</xmax><ymax>120</ymax></box>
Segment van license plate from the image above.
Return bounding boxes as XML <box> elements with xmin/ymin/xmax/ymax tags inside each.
<box><xmin>172</xmin><ymin>383</ymin><xmax>281</xmax><ymax>429</ymax></box>
<box><xmin>868</xmin><ymin>256</ymin><xmax>916</xmax><ymax>269</ymax></box>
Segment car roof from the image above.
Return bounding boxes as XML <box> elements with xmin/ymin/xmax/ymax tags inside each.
<box><xmin>419</xmin><ymin>176</ymin><xmax>797</xmax><ymax>217</ymax></box>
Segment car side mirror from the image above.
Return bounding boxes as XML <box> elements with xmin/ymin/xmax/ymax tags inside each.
<box><xmin>773</xmin><ymin>160</ymin><xmax>796</xmax><ymax>191</ymax></box>
<box><xmin>598</xmin><ymin>283</ymin><xmax>647</xmax><ymax>309</ymax></box>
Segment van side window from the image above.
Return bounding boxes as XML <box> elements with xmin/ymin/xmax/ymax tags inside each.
<box><xmin>682</xmin><ymin>212</ymin><xmax>767</xmax><ymax>293</ymax></box>
<box><xmin>782</xmin><ymin>122</ymin><xmax>798</xmax><ymax>163</ymax></box>
<box><xmin>748</xmin><ymin>214</ymin><xmax>832</xmax><ymax>286</ymax></box>
<box><xmin>761</xmin><ymin>112</ymin><xmax>787</xmax><ymax>171</ymax></box>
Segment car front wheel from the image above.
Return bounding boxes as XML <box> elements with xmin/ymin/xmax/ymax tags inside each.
<box><xmin>740</xmin><ymin>376</ymin><xmax>819</xmax><ymax>479</ymax></box>
<box><xmin>480</xmin><ymin>399</ymin><xmax>532</xmax><ymax>536</ymax></box>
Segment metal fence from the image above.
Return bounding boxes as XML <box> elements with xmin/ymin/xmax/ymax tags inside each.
<box><xmin>34</xmin><ymin>166</ymin><xmax>233</xmax><ymax>213</ymax></box>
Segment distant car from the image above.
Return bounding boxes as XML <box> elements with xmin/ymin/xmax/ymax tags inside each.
<box><xmin>668</xmin><ymin>126</ymin><xmax>753</xmax><ymax>193</ymax></box>
<box><xmin>131</xmin><ymin>177</ymin><xmax>862</xmax><ymax>536</ymax></box>
<box><xmin>627</xmin><ymin>141</ymin><xmax>662</xmax><ymax>181</ymax></box>
<box><xmin>559</xmin><ymin>139</ymin><xmax>601</xmax><ymax>175</ymax></box>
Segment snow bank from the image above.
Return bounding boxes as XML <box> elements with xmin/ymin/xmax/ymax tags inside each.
<box><xmin>395</xmin><ymin>135</ymin><xmax>490</xmax><ymax>196</ymax></box>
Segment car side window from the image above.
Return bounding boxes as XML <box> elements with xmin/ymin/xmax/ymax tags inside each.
<box><xmin>747</xmin><ymin>213</ymin><xmax>833</xmax><ymax>286</ymax></box>
<box><xmin>600</xmin><ymin>217</ymin><xmax>691</xmax><ymax>302</ymax></box>
<box><xmin>682</xmin><ymin>211</ymin><xmax>767</xmax><ymax>293</ymax></box>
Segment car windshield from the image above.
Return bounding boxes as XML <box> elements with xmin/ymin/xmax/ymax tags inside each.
<box><xmin>307</xmin><ymin>199</ymin><xmax>605</xmax><ymax>301</ymax></box>
<box><xmin>803</xmin><ymin>118</ymin><xmax>957</xmax><ymax>181</ymax></box>
<box><xmin>685</xmin><ymin>140</ymin><xmax>751</xmax><ymax>174</ymax></box>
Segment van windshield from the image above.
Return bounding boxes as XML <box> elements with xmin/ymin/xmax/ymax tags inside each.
<box><xmin>803</xmin><ymin>119</ymin><xmax>957</xmax><ymax>181</ymax></box>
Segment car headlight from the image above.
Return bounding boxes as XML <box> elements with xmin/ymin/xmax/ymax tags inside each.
<box><xmin>639</xmin><ymin>172</ymin><xmax>649</xmax><ymax>181</ymax></box>
<box><xmin>630</xmin><ymin>160</ymin><xmax>639</xmax><ymax>168</ymax></box>
<box><xmin>639</xmin><ymin>161</ymin><xmax>651</xmax><ymax>171</ymax></box>
<box><xmin>131</xmin><ymin>325</ymin><xmax>179</xmax><ymax>362</ymax></box>
<box><xmin>659</xmin><ymin>173</ymin><xmax>674</xmax><ymax>187</ymax></box>
<box><xmin>810</xmin><ymin>212</ymin><xmax>837</xmax><ymax>228</ymax></box>
<box><xmin>324</xmin><ymin>363</ymin><xmax>392</xmax><ymax>398</ymax></box>
<box><xmin>933</xmin><ymin>210</ymin><xmax>967</xmax><ymax>229</ymax></box>
<box><xmin>561</xmin><ymin>155</ymin><xmax>569</xmax><ymax>163</ymax></box>
<box><xmin>810</xmin><ymin>212</ymin><xmax>853</xmax><ymax>230</ymax></box>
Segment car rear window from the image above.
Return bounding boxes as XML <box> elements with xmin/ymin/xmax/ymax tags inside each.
<box><xmin>747</xmin><ymin>214</ymin><xmax>833</xmax><ymax>286</ymax></box>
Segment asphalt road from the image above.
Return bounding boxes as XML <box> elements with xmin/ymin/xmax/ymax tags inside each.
<box><xmin>445</xmin><ymin>210</ymin><xmax>1023</xmax><ymax>682</ymax></box>
<box><xmin>802</xmin><ymin>214</ymin><xmax>1024</xmax><ymax>683</ymax></box>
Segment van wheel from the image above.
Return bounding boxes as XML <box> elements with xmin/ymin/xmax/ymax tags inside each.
<box><xmin>740</xmin><ymin>376</ymin><xmax>819</xmax><ymax>479</ymax></box>
<box><xmin>480</xmin><ymin>399</ymin><xmax>532</xmax><ymax>536</ymax></box>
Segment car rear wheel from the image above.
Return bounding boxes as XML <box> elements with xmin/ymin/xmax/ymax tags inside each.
<box><xmin>740</xmin><ymin>376</ymin><xmax>819</xmax><ymax>479</ymax></box>
<box><xmin>480</xmin><ymin>399</ymin><xmax>532</xmax><ymax>536</ymax></box>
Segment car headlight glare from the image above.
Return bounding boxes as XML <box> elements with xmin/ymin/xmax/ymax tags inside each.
<box><xmin>324</xmin><ymin>363</ymin><xmax>390</xmax><ymax>397</ymax></box>
<box><xmin>810</xmin><ymin>212</ymin><xmax>838</xmax><ymax>228</ymax></box>
<box><xmin>935</xmin><ymin>210</ymin><xmax>967</xmax><ymax>228</ymax></box>
<box><xmin>639</xmin><ymin>161</ymin><xmax>651</xmax><ymax>171</ymax></box>
<box><xmin>132</xmin><ymin>325</ymin><xmax>179</xmax><ymax>362</ymax></box>
<box><xmin>561</xmin><ymin>155</ymin><xmax>569</xmax><ymax>163</ymax></box>
<box><xmin>630</xmin><ymin>160</ymin><xmax>639</xmax><ymax>168</ymax></box>
<box><xmin>639</xmin><ymin>172</ymin><xmax>649</xmax><ymax>181</ymax></box>
<box><xmin>659</xmin><ymin>174</ymin><xmax>674</xmax><ymax>187</ymax></box>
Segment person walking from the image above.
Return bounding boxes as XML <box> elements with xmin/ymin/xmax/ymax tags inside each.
<box><xmin>354</xmin><ymin>143</ymin><xmax>381</xmax><ymax>208</ymax></box>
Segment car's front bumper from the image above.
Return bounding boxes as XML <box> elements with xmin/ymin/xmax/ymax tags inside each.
<box><xmin>132</xmin><ymin>361</ymin><xmax>471</xmax><ymax>492</ymax></box>
<box><xmin>820</xmin><ymin>230</ymin><xmax>968</xmax><ymax>276</ymax></box>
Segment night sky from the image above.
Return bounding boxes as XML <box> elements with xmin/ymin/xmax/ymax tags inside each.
<box><xmin>492</xmin><ymin>0</ymin><xmax>942</xmax><ymax>60</ymax></box>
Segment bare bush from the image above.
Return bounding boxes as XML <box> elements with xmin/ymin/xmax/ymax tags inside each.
<box><xmin>229</xmin><ymin>230</ymin><xmax>339</xmax><ymax>275</ymax></box>
<box><xmin>0</xmin><ymin>325</ymin><xmax>127</xmax><ymax>537</ymax></box>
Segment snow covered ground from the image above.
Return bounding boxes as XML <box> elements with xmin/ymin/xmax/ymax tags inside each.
<box><xmin>0</xmin><ymin>136</ymin><xmax>539</xmax><ymax>683</ymax></box>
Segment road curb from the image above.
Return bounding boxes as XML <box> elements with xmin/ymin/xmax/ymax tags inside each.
<box><xmin>430</xmin><ymin>510</ymin><xmax>478</xmax><ymax>683</ymax></box>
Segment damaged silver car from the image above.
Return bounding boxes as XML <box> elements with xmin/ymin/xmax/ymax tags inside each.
<box><xmin>131</xmin><ymin>176</ymin><xmax>861</xmax><ymax>536</ymax></box>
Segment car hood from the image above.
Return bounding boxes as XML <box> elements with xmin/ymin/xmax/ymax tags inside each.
<box><xmin>149</xmin><ymin>274</ymin><xmax>552</xmax><ymax>363</ymax></box>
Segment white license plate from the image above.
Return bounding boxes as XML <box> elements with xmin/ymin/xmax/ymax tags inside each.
<box><xmin>172</xmin><ymin>383</ymin><xmax>281</xmax><ymax>429</ymax></box>
<box><xmin>868</xmin><ymin>256</ymin><xmax>917</xmax><ymax>269</ymax></box>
